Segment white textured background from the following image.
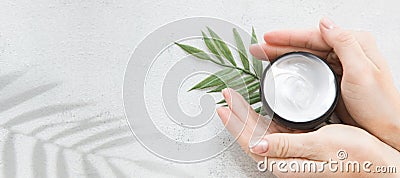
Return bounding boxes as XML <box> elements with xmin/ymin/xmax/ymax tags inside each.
<box><xmin>0</xmin><ymin>0</ymin><xmax>399</xmax><ymax>177</ymax></box>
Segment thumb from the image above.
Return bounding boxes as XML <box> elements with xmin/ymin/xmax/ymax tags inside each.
<box><xmin>250</xmin><ymin>132</ymin><xmax>328</xmax><ymax>160</ymax></box>
<box><xmin>319</xmin><ymin>17</ymin><xmax>371</xmax><ymax>72</ymax></box>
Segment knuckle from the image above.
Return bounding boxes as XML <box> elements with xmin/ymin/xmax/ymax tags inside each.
<box><xmin>275</xmin><ymin>135</ymin><xmax>290</xmax><ymax>157</ymax></box>
<box><xmin>335</xmin><ymin>30</ymin><xmax>356</xmax><ymax>46</ymax></box>
<box><xmin>305</xmin><ymin>39</ymin><xmax>313</xmax><ymax>49</ymax></box>
<box><xmin>304</xmin><ymin>31</ymin><xmax>314</xmax><ymax>49</ymax></box>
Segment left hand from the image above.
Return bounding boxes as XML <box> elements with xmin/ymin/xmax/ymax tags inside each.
<box><xmin>248</xmin><ymin>21</ymin><xmax>400</xmax><ymax>151</ymax></box>
<box><xmin>217</xmin><ymin>88</ymin><xmax>400</xmax><ymax>178</ymax></box>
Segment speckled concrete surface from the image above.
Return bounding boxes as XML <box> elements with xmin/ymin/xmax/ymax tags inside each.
<box><xmin>0</xmin><ymin>0</ymin><xmax>399</xmax><ymax>177</ymax></box>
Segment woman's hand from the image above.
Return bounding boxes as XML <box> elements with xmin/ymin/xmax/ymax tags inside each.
<box><xmin>249</xmin><ymin>18</ymin><xmax>400</xmax><ymax>151</ymax></box>
<box><xmin>217</xmin><ymin>88</ymin><xmax>400</xmax><ymax>177</ymax></box>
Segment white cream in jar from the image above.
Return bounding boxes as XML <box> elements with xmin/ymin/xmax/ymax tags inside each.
<box><xmin>261</xmin><ymin>52</ymin><xmax>338</xmax><ymax>129</ymax></box>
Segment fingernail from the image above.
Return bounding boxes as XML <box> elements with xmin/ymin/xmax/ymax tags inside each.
<box><xmin>216</xmin><ymin>107</ymin><xmax>227</xmax><ymax>115</ymax></box>
<box><xmin>222</xmin><ymin>88</ymin><xmax>231</xmax><ymax>98</ymax></box>
<box><xmin>221</xmin><ymin>88</ymin><xmax>228</xmax><ymax>97</ymax></box>
<box><xmin>249</xmin><ymin>44</ymin><xmax>268</xmax><ymax>60</ymax></box>
<box><xmin>249</xmin><ymin>44</ymin><xmax>259</xmax><ymax>49</ymax></box>
<box><xmin>250</xmin><ymin>140</ymin><xmax>268</xmax><ymax>154</ymax></box>
<box><xmin>321</xmin><ymin>17</ymin><xmax>337</xmax><ymax>30</ymax></box>
<box><xmin>249</xmin><ymin>44</ymin><xmax>262</xmax><ymax>53</ymax></box>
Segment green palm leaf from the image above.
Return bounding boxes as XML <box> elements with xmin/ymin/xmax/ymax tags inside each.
<box><xmin>236</xmin><ymin>82</ymin><xmax>260</xmax><ymax>95</ymax></box>
<box><xmin>188</xmin><ymin>68</ymin><xmax>231</xmax><ymax>91</ymax></box>
<box><xmin>175</xmin><ymin>42</ymin><xmax>216</xmax><ymax>63</ymax></box>
<box><xmin>255</xmin><ymin>106</ymin><xmax>267</xmax><ymax>115</ymax></box>
<box><xmin>251</xmin><ymin>27</ymin><xmax>263</xmax><ymax>78</ymax></box>
<box><xmin>207</xmin><ymin>27</ymin><xmax>236</xmax><ymax>66</ymax></box>
<box><xmin>202</xmin><ymin>31</ymin><xmax>224</xmax><ymax>64</ymax></box>
<box><xmin>207</xmin><ymin>75</ymin><xmax>255</xmax><ymax>93</ymax></box>
<box><xmin>176</xmin><ymin>27</ymin><xmax>264</xmax><ymax>112</ymax></box>
<box><xmin>233</xmin><ymin>28</ymin><xmax>249</xmax><ymax>71</ymax></box>
<box><xmin>189</xmin><ymin>68</ymin><xmax>243</xmax><ymax>91</ymax></box>
<box><xmin>217</xmin><ymin>82</ymin><xmax>261</xmax><ymax>104</ymax></box>
<box><xmin>245</xmin><ymin>92</ymin><xmax>261</xmax><ymax>104</ymax></box>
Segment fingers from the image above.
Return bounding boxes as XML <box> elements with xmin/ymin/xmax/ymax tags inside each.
<box><xmin>221</xmin><ymin>88</ymin><xmax>306</xmax><ymax>144</ymax></box>
<box><xmin>221</xmin><ymin>88</ymin><xmax>298</xmax><ymax>133</ymax></box>
<box><xmin>216</xmin><ymin>106</ymin><xmax>264</xmax><ymax>161</ymax></box>
<box><xmin>222</xmin><ymin>88</ymin><xmax>275</xmax><ymax>146</ymax></box>
<box><xmin>222</xmin><ymin>88</ymin><xmax>259</xmax><ymax>127</ymax></box>
<box><xmin>216</xmin><ymin>107</ymin><xmax>248</xmax><ymax>147</ymax></box>
<box><xmin>319</xmin><ymin>18</ymin><xmax>378</xmax><ymax>73</ymax></box>
<box><xmin>249</xmin><ymin>43</ymin><xmax>269</xmax><ymax>60</ymax></box>
<box><xmin>250</xmin><ymin>131</ymin><xmax>330</xmax><ymax>161</ymax></box>
<box><xmin>250</xmin><ymin>28</ymin><xmax>331</xmax><ymax>61</ymax></box>
<box><xmin>250</xmin><ymin>43</ymin><xmax>328</xmax><ymax>61</ymax></box>
<box><xmin>252</xmin><ymin>18</ymin><xmax>386</xmax><ymax>73</ymax></box>
<box><xmin>264</xmin><ymin>29</ymin><xmax>331</xmax><ymax>51</ymax></box>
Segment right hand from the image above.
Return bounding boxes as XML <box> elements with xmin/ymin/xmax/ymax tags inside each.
<box><xmin>217</xmin><ymin>88</ymin><xmax>400</xmax><ymax>178</ymax></box>
<box><xmin>249</xmin><ymin>18</ymin><xmax>400</xmax><ymax>151</ymax></box>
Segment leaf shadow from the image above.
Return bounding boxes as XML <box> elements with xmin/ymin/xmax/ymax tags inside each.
<box><xmin>3</xmin><ymin>103</ymin><xmax>87</xmax><ymax>128</ymax></box>
<box><xmin>70</xmin><ymin>126</ymin><xmax>128</xmax><ymax>149</ymax></box>
<box><xmin>0</xmin><ymin>71</ymin><xmax>86</xmax><ymax>178</ymax></box>
<box><xmin>33</xmin><ymin>141</ymin><xmax>47</xmax><ymax>178</ymax></box>
<box><xmin>0</xmin><ymin>83</ymin><xmax>59</xmax><ymax>113</ymax></box>
<box><xmin>0</xmin><ymin>70</ymin><xmax>148</xmax><ymax>178</ymax></box>
<box><xmin>2</xmin><ymin>110</ymin><xmax>138</xmax><ymax>178</ymax></box>
<box><xmin>82</xmin><ymin>155</ymin><xmax>101</xmax><ymax>178</ymax></box>
<box><xmin>2</xmin><ymin>102</ymin><xmax>87</xmax><ymax>178</ymax></box>
<box><xmin>3</xmin><ymin>133</ymin><xmax>16</xmax><ymax>178</ymax></box>
<box><xmin>48</xmin><ymin>116</ymin><xmax>122</xmax><ymax>143</ymax></box>
<box><xmin>89</xmin><ymin>136</ymin><xmax>134</xmax><ymax>153</ymax></box>
<box><xmin>56</xmin><ymin>148</ymin><xmax>69</xmax><ymax>178</ymax></box>
<box><xmin>0</xmin><ymin>70</ymin><xmax>26</xmax><ymax>91</ymax></box>
<box><xmin>105</xmin><ymin>159</ymin><xmax>128</xmax><ymax>178</ymax></box>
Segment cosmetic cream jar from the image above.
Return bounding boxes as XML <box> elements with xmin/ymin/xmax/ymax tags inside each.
<box><xmin>261</xmin><ymin>52</ymin><xmax>339</xmax><ymax>130</ymax></box>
